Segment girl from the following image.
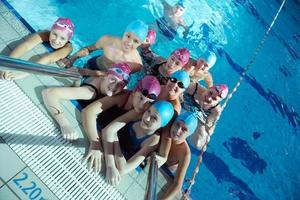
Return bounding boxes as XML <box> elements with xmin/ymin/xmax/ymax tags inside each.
<box><xmin>1</xmin><ymin>18</ymin><xmax>74</xmax><ymax>80</ymax></box>
<box><xmin>102</xmin><ymin>101</ymin><xmax>174</xmax><ymax>186</ymax></box>
<box><xmin>42</xmin><ymin>63</ymin><xmax>131</xmax><ymax>141</ymax></box>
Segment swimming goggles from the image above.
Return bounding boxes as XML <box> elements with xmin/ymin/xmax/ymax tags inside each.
<box><xmin>109</xmin><ymin>67</ymin><xmax>130</xmax><ymax>82</ymax></box>
<box><xmin>140</xmin><ymin>88</ymin><xmax>157</xmax><ymax>100</ymax></box>
<box><xmin>54</xmin><ymin>21</ymin><xmax>74</xmax><ymax>33</ymax></box>
<box><xmin>173</xmin><ymin>50</ymin><xmax>188</xmax><ymax>63</ymax></box>
<box><xmin>168</xmin><ymin>77</ymin><xmax>185</xmax><ymax>89</ymax></box>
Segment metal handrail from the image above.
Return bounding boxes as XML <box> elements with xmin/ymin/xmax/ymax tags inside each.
<box><xmin>0</xmin><ymin>55</ymin><xmax>82</xmax><ymax>79</ymax></box>
<box><xmin>144</xmin><ymin>153</ymin><xmax>158</xmax><ymax>200</ymax></box>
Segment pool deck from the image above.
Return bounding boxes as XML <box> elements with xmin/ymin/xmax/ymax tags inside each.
<box><xmin>0</xmin><ymin>1</ymin><xmax>181</xmax><ymax>199</ymax></box>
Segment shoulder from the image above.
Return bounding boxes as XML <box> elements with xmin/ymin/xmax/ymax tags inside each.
<box><xmin>180</xmin><ymin>142</ymin><xmax>191</xmax><ymax>162</ymax></box>
<box><xmin>37</xmin><ymin>31</ymin><xmax>50</xmax><ymax>41</ymax></box>
<box><xmin>97</xmin><ymin>35</ymin><xmax>119</xmax><ymax>45</ymax></box>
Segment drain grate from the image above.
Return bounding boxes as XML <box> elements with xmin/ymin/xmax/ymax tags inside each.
<box><xmin>0</xmin><ymin>80</ymin><xmax>125</xmax><ymax>200</ymax></box>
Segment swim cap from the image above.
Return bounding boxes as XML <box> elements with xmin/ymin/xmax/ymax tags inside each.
<box><xmin>170</xmin><ymin>70</ymin><xmax>190</xmax><ymax>89</ymax></box>
<box><xmin>176</xmin><ymin>0</ymin><xmax>185</xmax><ymax>8</ymax></box>
<box><xmin>136</xmin><ymin>75</ymin><xmax>161</xmax><ymax>99</ymax></box>
<box><xmin>125</xmin><ymin>20</ymin><xmax>148</xmax><ymax>42</ymax></box>
<box><xmin>206</xmin><ymin>52</ymin><xmax>217</xmax><ymax>68</ymax></box>
<box><xmin>51</xmin><ymin>17</ymin><xmax>74</xmax><ymax>39</ymax></box>
<box><xmin>146</xmin><ymin>30</ymin><xmax>156</xmax><ymax>45</ymax></box>
<box><xmin>107</xmin><ymin>63</ymin><xmax>131</xmax><ymax>82</ymax></box>
<box><xmin>211</xmin><ymin>84</ymin><xmax>228</xmax><ymax>99</ymax></box>
<box><xmin>171</xmin><ymin>48</ymin><xmax>190</xmax><ymax>66</ymax></box>
<box><xmin>152</xmin><ymin>101</ymin><xmax>174</xmax><ymax>127</ymax></box>
<box><xmin>176</xmin><ymin>112</ymin><xmax>198</xmax><ymax>136</ymax></box>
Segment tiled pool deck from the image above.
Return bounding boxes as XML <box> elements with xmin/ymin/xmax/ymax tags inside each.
<box><xmin>0</xmin><ymin>0</ymin><xmax>181</xmax><ymax>199</ymax></box>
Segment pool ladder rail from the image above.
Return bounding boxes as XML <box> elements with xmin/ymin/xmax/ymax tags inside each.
<box><xmin>0</xmin><ymin>55</ymin><xmax>82</xmax><ymax>80</ymax></box>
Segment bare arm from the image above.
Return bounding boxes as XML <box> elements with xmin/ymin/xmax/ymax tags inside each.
<box><xmin>119</xmin><ymin>135</ymin><xmax>160</xmax><ymax>175</ymax></box>
<box><xmin>162</xmin><ymin>146</ymin><xmax>191</xmax><ymax>200</ymax></box>
<box><xmin>156</xmin><ymin>127</ymin><xmax>172</xmax><ymax>167</ymax></box>
<box><xmin>82</xmin><ymin>94</ymin><xmax>127</xmax><ymax>144</ymax></box>
<box><xmin>204</xmin><ymin>72</ymin><xmax>213</xmax><ymax>88</ymax></box>
<box><xmin>9</xmin><ymin>32</ymin><xmax>44</xmax><ymax>58</ymax></box>
<box><xmin>66</xmin><ymin>35</ymin><xmax>111</xmax><ymax>65</ymax></box>
<box><xmin>205</xmin><ymin>106</ymin><xmax>221</xmax><ymax>135</ymax></box>
<box><xmin>38</xmin><ymin>43</ymin><xmax>73</xmax><ymax>65</ymax></box>
<box><xmin>102</xmin><ymin>110</ymin><xmax>141</xmax><ymax>168</ymax></box>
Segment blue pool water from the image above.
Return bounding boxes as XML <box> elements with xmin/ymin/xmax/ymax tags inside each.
<box><xmin>7</xmin><ymin>0</ymin><xmax>300</xmax><ymax>199</ymax></box>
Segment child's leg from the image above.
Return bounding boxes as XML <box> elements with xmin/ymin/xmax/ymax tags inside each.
<box><xmin>42</xmin><ymin>86</ymin><xmax>96</xmax><ymax>140</ymax></box>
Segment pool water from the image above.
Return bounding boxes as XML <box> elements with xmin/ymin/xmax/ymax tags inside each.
<box><xmin>8</xmin><ymin>0</ymin><xmax>300</xmax><ymax>199</ymax></box>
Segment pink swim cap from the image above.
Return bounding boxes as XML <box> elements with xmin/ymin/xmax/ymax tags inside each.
<box><xmin>171</xmin><ymin>48</ymin><xmax>190</xmax><ymax>66</ymax></box>
<box><xmin>146</xmin><ymin>30</ymin><xmax>156</xmax><ymax>45</ymax></box>
<box><xmin>212</xmin><ymin>84</ymin><xmax>228</xmax><ymax>99</ymax></box>
<box><xmin>107</xmin><ymin>63</ymin><xmax>132</xmax><ymax>82</ymax></box>
<box><xmin>136</xmin><ymin>75</ymin><xmax>161</xmax><ymax>99</ymax></box>
<box><xmin>51</xmin><ymin>17</ymin><xmax>75</xmax><ymax>39</ymax></box>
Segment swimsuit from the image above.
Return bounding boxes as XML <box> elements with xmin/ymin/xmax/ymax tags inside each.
<box><xmin>182</xmin><ymin>84</ymin><xmax>218</xmax><ymax>125</ymax></box>
<box><xmin>156</xmin><ymin>17</ymin><xmax>177</xmax><ymax>40</ymax></box>
<box><xmin>118</xmin><ymin>122</ymin><xmax>154</xmax><ymax>160</ymax></box>
<box><xmin>144</xmin><ymin>60</ymin><xmax>168</xmax><ymax>85</ymax></box>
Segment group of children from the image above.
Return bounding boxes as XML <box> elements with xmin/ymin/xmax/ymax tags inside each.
<box><xmin>0</xmin><ymin>1</ymin><xmax>229</xmax><ymax>199</ymax></box>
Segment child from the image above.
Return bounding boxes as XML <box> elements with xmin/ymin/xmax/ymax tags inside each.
<box><xmin>0</xmin><ymin>18</ymin><xmax>74</xmax><ymax>80</ymax></box>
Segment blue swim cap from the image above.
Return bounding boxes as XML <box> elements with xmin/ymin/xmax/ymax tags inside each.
<box><xmin>152</xmin><ymin>101</ymin><xmax>174</xmax><ymax>127</ymax></box>
<box><xmin>170</xmin><ymin>70</ymin><xmax>190</xmax><ymax>89</ymax></box>
<box><xmin>177</xmin><ymin>0</ymin><xmax>185</xmax><ymax>8</ymax></box>
<box><xmin>203</xmin><ymin>51</ymin><xmax>217</xmax><ymax>68</ymax></box>
<box><xmin>176</xmin><ymin>112</ymin><xmax>198</xmax><ymax>136</ymax></box>
<box><xmin>125</xmin><ymin>20</ymin><xmax>148</xmax><ymax>42</ymax></box>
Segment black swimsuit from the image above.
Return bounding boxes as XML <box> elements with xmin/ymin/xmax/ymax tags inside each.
<box><xmin>182</xmin><ymin>84</ymin><xmax>219</xmax><ymax>125</ymax></box>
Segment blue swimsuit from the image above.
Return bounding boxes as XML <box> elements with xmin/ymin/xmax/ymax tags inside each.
<box><xmin>118</xmin><ymin>122</ymin><xmax>155</xmax><ymax>160</ymax></box>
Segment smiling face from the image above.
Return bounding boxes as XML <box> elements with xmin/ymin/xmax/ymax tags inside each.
<box><xmin>170</xmin><ymin>120</ymin><xmax>189</xmax><ymax>142</ymax></box>
<box><xmin>165</xmin><ymin>77</ymin><xmax>185</xmax><ymax>99</ymax></box>
<box><xmin>101</xmin><ymin>74</ymin><xmax>125</xmax><ymax>96</ymax></box>
<box><xmin>122</xmin><ymin>32</ymin><xmax>142</xmax><ymax>52</ymax></box>
<box><xmin>164</xmin><ymin>55</ymin><xmax>184</xmax><ymax>75</ymax></box>
<box><xmin>203</xmin><ymin>87</ymin><xmax>222</xmax><ymax>108</ymax></box>
<box><xmin>140</xmin><ymin>106</ymin><xmax>161</xmax><ymax>131</ymax></box>
<box><xmin>49</xmin><ymin>29</ymin><xmax>69</xmax><ymax>49</ymax></box>
<box><xmin>132</xmin><ymin>91</ymin><xmax>154</xmax><ymax>113</ymax></box>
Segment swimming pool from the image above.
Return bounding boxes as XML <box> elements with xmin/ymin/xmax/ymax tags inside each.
<box><xmin>7</xmin><ymin>0</ymin><xmax>300</xmax><ymax>199</ymax></box>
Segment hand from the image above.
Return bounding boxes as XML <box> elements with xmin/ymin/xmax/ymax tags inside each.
<box><xmin>84</xmin><ymin>147</ymin><xmax>103</xmax><ymax>174</ymax></box>
<box><xmin>57</xmin><ymin>58</ymin><xmax>74</xmax><ymax>68</ymax></box>
<box><xmin>76</xmin><ymin>48</ymin><xmax>90</xmax><ymax>57</ymax></box>
<box><xmin>0</xmin><ymin>71</ymin><xmax>27</xmax><ymax>80</ymax></box>
<box><xmin>154</xmin><ymin>153</ymin><xmax>167</xmax><ymax>168</ymax></box>
<box><xmin>106</xmin><ymin>166</ymin><xmax>121</xmax><ymax>186</ymax></box>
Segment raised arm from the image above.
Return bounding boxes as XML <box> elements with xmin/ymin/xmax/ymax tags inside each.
<box><xmin>162</xmin><ymin>146</ymin><xmax>191</xmax><ymax>200</ymax></box>
<box><xmin>9</xmin><ymin>32</ymin><xmax>44</xmax><ymax>58</ymax></box>
<box><xmin>160</xmin><ymin>0</ymin><xmax>172</xmax><ymax>10</ymax></box>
